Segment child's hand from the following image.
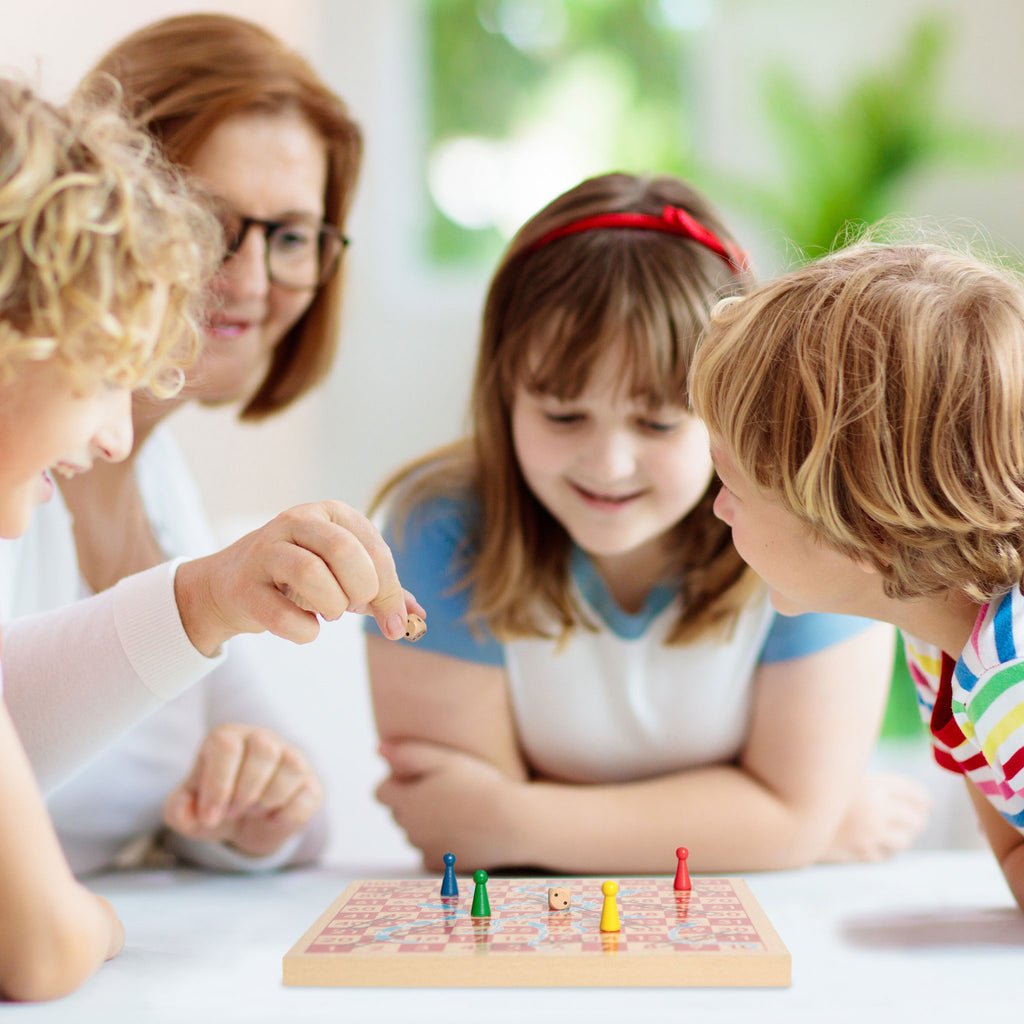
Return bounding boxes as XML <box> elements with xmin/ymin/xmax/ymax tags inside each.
<box><xmin>162</xmin><ymin>724</ymin><xmax>323</xmax><ymax>859</ymax></box>
<box><xmin>174</xmin><ymin>501</ymin><xmax>425</xmax><ymax>657</ymax></box>
<box><xmin>823</xmin><ymin>773</ymin><xmax>932</xmax><ymax>863</ymax></box>
<box><xmin>376</xmin><ymin>739</ymin><xmax>529</xmax><ymax>871</ymax></box>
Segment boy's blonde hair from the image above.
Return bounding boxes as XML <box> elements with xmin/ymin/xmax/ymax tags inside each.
<box><xmin>376</xmin><ymin>172</ymin><xmax>760</xmax><ymax>646</ymax></box>
<box><xmin>690</xmin><ymin>240</ymin><xmax>1024</xmax><ymax>602</ymax></box>
<box><xmin>0</xmin><ymin>77</ymin><xmax>219</xmax><ymax>392</ymax></box>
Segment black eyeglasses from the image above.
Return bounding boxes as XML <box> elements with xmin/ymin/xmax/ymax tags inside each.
<box><xmin>216</xmin><ymin>208</ymin><xmax>349</xmax><ymax>290</ymax></box>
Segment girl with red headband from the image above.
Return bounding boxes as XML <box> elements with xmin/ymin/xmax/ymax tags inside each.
<box><xmin>367</xmin><ymin>173</ymin><xmax>929</xmax><ymax>875</ymax></box>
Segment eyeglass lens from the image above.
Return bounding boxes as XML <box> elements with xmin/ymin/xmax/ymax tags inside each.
<box><xmin>221</xmin><ymin>213</ymin><xmax>346</xmax><ymax>289</ymax></box>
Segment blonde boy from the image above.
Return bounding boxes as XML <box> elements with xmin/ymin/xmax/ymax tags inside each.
<box><xmin>690</xmin><ymin>241</ymin><xmax>1024</xmax><ymax>911</ymax></box>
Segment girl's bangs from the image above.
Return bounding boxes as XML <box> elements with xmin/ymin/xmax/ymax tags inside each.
<box><xmin>503</xmin><ymin>281</ymin><xmax>691</xmax><ymax>409</ymax></box>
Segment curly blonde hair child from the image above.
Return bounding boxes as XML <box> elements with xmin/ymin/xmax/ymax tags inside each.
<box><xmin>0</xmin><ymin>76</ymin><xmax>218</xmax><ymax>1001</ymax></box>
<box><xmin>0</xmin><ymin>76</ymin><xmax>220</xmax><ymax>391</ymax></box>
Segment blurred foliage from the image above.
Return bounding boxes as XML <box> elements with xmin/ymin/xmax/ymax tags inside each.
<box><xmin>430</xmin><ymin>0</ymin><xmax>693</xmax><ymax>139</ymax></box>
<box><xmin>428</xmin><ymin>5</ymin><xmax>1017</xmax><ymax>267</ymax></box>
<box><xmin>426</xmin><ymin>0</ymin><xmax>696</xmax><ymax>264</ymax></box>
<box><xmin>702</xmin><ymin>15</ymin><xmax>1017</xmax><ymax>261</ymax></box>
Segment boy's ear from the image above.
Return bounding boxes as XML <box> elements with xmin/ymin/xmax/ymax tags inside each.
<box><xmin>709</xmin><ymin>296</ymin><xmax>744</xmax><ymax>321</ymax></box>
<box><xmin>853</xmin><ymin>541</ymin><xmax>893</xmax><ymax>576</ymax></box>
<box><xmin>851</xmin><ymin>518</ymin><xmax>897</xmax><ymax>576</ymax></box>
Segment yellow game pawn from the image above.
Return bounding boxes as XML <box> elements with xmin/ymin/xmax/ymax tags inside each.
<box><xmin>599</xmin><ymin>880</ymin><xmax>620</xmax><ymax>933</ymax></box>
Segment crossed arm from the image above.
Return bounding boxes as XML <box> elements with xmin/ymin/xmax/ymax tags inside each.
<box><xmin>370</xmin><ymin>623</ymin><xmax>928</xmax><ymax>874</ymax></box>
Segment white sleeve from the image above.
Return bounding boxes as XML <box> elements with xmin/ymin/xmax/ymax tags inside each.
<box><xmin>162</xmin><ymin>830</ymin><xmax>310</xmax><ymax>873</ymax></box>
<box><xmin>2</xmin><ymin>559</ymin><xmax>223</xmax><ymax>793</ymax></box>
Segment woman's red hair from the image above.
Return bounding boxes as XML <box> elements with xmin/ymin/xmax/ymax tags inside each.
<box><xmin>86</xmin><ymin>13</ymin><xmax>362</xmax><ymax>419</ymax></box>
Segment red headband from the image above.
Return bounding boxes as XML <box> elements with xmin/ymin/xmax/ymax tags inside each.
<box><xmin>525</xmin><ymin>205</ymin><xmax>749</xmax><ymax>275</ymax></box>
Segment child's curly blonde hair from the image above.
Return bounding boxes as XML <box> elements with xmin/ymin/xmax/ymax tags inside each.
<box><xmin>0</xmin><ymin>76</ymin><xmax>221</xmax><ymax>393</ymax></box>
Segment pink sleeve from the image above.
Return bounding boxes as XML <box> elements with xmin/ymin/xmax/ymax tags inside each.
<box><xmin>2</xmin><ymin>560</ymin><xmax>222</xmax><ymax>792</ymax></box>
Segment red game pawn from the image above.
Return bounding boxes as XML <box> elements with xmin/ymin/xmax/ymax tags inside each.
<box><xmin>674</xmin><ymin>846</ymin><xmax>691</xmax><ymax>891</ymax></box>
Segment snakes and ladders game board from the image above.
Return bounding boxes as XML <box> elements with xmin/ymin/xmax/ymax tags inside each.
<box><xmin>283</xmin><ymin>875</ymin><xmax>791</xmax><ymax>987</ymax></box>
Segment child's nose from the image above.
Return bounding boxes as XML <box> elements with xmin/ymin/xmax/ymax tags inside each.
<box><xmin>585</xmin><ymin>429</ymin><xmax>636</xmax><ymax>480</ymax></box>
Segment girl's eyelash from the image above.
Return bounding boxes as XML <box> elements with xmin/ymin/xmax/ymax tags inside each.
<box><xmin>639</xmin><ymin>419</ymin><xmax>678</xmax><ymax>433</ymax></box>
<box><xmin>541</xmin><ymin>412</ymin><xmax>681</xmax><ymax>431</ymax></box>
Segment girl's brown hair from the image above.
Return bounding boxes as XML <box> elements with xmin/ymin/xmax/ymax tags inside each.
<box><xmin>376</xmin><ymin>172</ymin><xmax>761</xmax><ymax>645</ymax></box>
<box><xmin>690</xmin><ymin>241</ymin><xmax>1024</xmax><ymax>602</ymax></box>
<box><xmin>83</xmin><ymin>12</ymin><xmax>362</xmax><ymax>419</ymax></box>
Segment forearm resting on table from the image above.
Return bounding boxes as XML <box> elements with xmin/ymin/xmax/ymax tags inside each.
<box><xmin>1002</xmin><ymin>844</ymin><xmax>1024</xmax><ymax>912</ymax></box>
<box><xmin>967</xmin><ymin>781</ymin><xmax>1024</xmax><ymax>912</ymax></box>
<box><xmin>0</xmin><ymin>885</ymin><xmax>121</xmax><ymax>1003</ymax></box>
<box><xmin>514</xmin><ymin>764</ymin><xmax>843</xmax><ymax>875</ymax></box>
<box><xmin>0</xmin><ymin>711</ymin><xmax>123</xmax><ymax>1002</ymax></box>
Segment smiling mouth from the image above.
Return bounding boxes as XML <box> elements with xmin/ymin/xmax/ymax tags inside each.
<box><xmin>205</xmin><ymin>319</ymin><xmax>255</xmax><ymax>339</ymax></box>
<box><xmin>570</xmin><ymin>482</ymin><xmax>645</xmax><ymax>506</ymax></box>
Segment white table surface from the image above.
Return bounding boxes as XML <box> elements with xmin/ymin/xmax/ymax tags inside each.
<box><xmin>4</xmin><ymin>850</ymin><xmax>1022</xmax><ymax>1023</ymax></box>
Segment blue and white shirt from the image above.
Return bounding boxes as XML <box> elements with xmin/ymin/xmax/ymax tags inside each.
<box><xmin>371</xmin><ymin>490</ymin><xmax>877</xmax><ymax>783</ymax></box>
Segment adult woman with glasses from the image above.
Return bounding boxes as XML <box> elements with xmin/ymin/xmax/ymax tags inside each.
<box><xmin>1</xmin><ymin>13</ymin><xmax>362</xmax><ymax>875</ymax></box>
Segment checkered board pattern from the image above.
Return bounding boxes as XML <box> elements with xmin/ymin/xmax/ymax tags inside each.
<box><xmin>283</xmin><ymin>876</ymin><xmax>790</xmax><ymax>987</ymax></box>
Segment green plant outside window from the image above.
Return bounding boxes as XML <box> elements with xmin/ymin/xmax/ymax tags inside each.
<box><xmin>425</xmin><ymin>0</ymin><xmax>703</xmax><ymax>266</ymax></box>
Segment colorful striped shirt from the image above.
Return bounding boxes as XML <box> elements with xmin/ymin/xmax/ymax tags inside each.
<box><xmin>903</xmin><ymin>587</ymin><xmax>1024</xmax><ymax>833</ymax></box>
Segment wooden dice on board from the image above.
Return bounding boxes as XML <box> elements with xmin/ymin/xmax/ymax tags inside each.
<box><xmin>547</xmin><ymin>887</ymin><xmax>571</xmax><ymax>911</ymax></box>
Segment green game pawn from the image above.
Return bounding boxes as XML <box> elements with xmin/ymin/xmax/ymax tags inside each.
<box><xmin>470</xmin><ymin>869</ymin><xmax>491</xmax><ymax>918</ymax></box>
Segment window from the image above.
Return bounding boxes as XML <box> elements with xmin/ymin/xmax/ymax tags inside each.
<box><xmin>425</xmin><ymin>0</ymin><xmax>712</xmax><ymax>266</ymax></box>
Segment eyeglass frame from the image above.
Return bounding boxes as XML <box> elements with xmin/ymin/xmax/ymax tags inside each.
<box><xmin>219</xmin><ymin>212</ymin><xmax>350</xmax><ymax>291</ymax></box>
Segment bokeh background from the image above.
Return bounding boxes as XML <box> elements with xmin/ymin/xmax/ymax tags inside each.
<box><xmin>4</xmin><ymin>0</ymin><xmax>1022</xmax><ymax>864</ymax></box>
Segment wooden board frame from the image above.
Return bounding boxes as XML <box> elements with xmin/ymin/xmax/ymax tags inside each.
<box><xmin>283</xmin><ymin>876</ymin><xmax>791</xmax><ymax>987</ymax></box>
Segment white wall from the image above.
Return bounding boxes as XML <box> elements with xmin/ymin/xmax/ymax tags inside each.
<box><xmin>0</xmin><ymin>0</ymin><xmax>320</xmax><ymax>99</ymax></box>
<box><xmin>704</xmin><ymin>0</ymin><xmax>1024</xmax><ymax>270</ymax></box>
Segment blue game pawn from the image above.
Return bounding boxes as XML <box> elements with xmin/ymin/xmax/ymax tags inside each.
<box><xmin>440</xmin><ymin>852</ymin><xmax>458</xmax><ymax>897</ymax></box>
<box><xmin>470</xmin><ymin>869</ymin><xmax>491</xmax><ymax>918</ymax></box>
